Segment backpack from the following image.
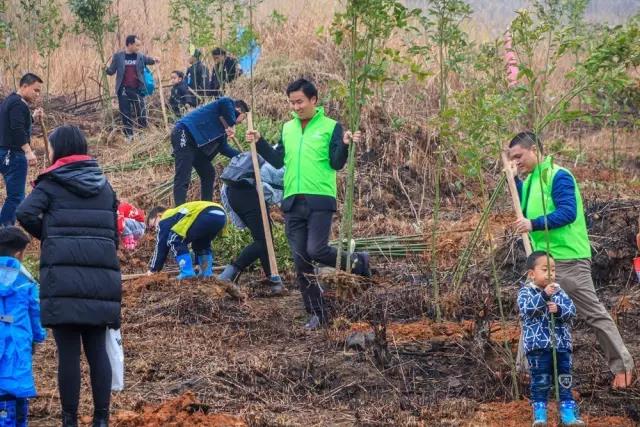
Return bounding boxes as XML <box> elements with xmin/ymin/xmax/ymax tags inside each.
<box><xmin>141</xmin><ymin>66</ymin><xmax>155</xmax><ymax>96</ymax></box>
<box><xmin>220</xmin><ymin>152</ymin><xmax>263</xmax><ymax>187</ymax></box>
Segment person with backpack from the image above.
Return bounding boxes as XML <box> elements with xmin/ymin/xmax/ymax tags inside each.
<box><xmin>106</xmin><ymin>34</ymin><xmax>159</xmax><ymax>141</ymax></box>
<box><xmin>171</xmin><ymin>97</ymin><xmax>247</xmax><ymax>206</ymax></box>
<box><xmin>185</xmin><ymin>49</ymin><xmax>209</xmax><ymax>102</ymax></box>
<box><xmin>245</xmin><ymin>78</ymin><xmax>371</xmax><ymax>330</ymax></box>
<box><xmin>0</xmin><ymin>226</ymin><xmax>47</xmax><ymax>427</ymax></box>
<box><xmin>219</xmin><ymin>151</ymin><xmax>285</xmax><ymax>294</ymax></box>
<box><xmin>16</xmin><ymin>125</ymin><xmax>121</xmax><ymax>427</ymax></box>
<box><xmin>169</xmin><ymin>71</ymin><xmax>197</xmax><ymax>118</ymax></box>
<box><xmin>146</xmin><ymin>201</ymin><xmax>227</xmax><ymax>281</ymax></box>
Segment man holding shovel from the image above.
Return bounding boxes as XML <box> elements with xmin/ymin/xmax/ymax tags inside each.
<box><xmin>246</xmin><ymin>78</ymin><xmax>370</xmax><ymax>330</ymax></box>
<box><xmin>509</xmin><ymin>131</ymin><xmax>634</xmax><ymax>389</ymax></box>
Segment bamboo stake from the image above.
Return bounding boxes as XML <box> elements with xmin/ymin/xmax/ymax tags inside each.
<box><xmin>39</xmin><ymin>115</ymin><xmax>50</xmax><ymax>166</ymax></box>
<box><xmin>246</xmin><ymin>112</ymin><xmax>281</xmax><ymax>283</ymax></box>
<box><xmin>154</xmin><ymin>68</ymin><xmax>170</xmax><ymax>132</ymax></box>
<box><xmin>501</xmin><ymin>151</ymin><xmax>532</xmax><ymax>256</ymax></box>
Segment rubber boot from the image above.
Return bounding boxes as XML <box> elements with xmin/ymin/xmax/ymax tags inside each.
<box><xmin>218</xmin><ymin>264</ymin><xmax>240</xmax><ymax>282</ymax></box>
<box><xmin>92</xmin><ymin>409</ymin><xmax>109</xmax><ymax>427</ymax></box>
<box><xmin>559</xmin><ymin>401</ymin><xmax>585</xmax><ymax>426</ymax></box>
<box><xmin>352</xmin><ymin>252</ymin><xmax>371</xmax><ymax>277</ymax></box>
<box><xmin>197</xmin><ymin>254</ymin><xmax>214</xmax><ymax>278</ymax></box>
<box><xmin>531</xmin><ymin>402</ymin><xmax>547</xmax><ymax>427</ymax></box>
<box><xmin>176</xmin><ymin>253</ymin><xmax>196</xmax><ymax>280</ymax></box>
<box><xmin>62</xmin><ymin>411</ymin><xmax>78</xmax><ymax>427</ymax></box>
<box><xmin>268</xmin><ymin>275</ymin><xmax>285</xmax><ymax>295</ymax></box>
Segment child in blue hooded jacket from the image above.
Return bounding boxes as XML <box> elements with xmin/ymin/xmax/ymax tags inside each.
<box><xmin>0</xmin><ymin>226</ymin><xmax>46</xmax><ymax>427</ymax></box>
<box><xmin>518</xmin><ymin>251</ymin><xmax>584</xmax><ymax>427</ymax></box>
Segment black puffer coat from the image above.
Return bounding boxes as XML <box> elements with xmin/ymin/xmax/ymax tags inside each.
<box><xmin>16</xmin><ymin>155</ymin><xmax>121</xmax><ymax>328</ymax></box>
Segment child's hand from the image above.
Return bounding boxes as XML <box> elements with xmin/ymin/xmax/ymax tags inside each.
<box><xmin>547</xmin><ymin>302</ymin><xmax>558</xmax><ymax>313</ymax></box>
<box><xmin>544</xmin><ymin>283</ymin><xmax>559</xmax><ymax>296</ymax></box>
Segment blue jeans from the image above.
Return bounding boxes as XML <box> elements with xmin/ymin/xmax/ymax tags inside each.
<box><xmin>527</xmin><ymin>349</ymin><xmax>574</xmax><ymax>403</ymax></box>
<box><xmin>0</xmin><ymin>396</ymin><xmax>28</xmax><ymax>427</ymax></box>
<box><xmin>0</xmin><ymin>148</ymin><xmax>27</xmax><ymax>226</ymax></box>
<box><xmin>169</xmin><ymin>208</ymin><xmax>226</xmax><ymax>258</ymax></box>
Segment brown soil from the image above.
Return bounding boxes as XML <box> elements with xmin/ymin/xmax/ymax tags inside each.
<box><xmin>111</xmin><ymin>392</ymin><xmax>246</xmax><ymax>427</ymax></box>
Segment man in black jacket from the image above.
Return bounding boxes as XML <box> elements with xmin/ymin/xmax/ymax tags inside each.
<box><xmin>186</xmin><ymin>49</ymin><xmax>209</xmax><ymax>102</ymax></box>
<box><xmin>169</xmin><ymin>71</ymin><xmax>196</xmax><ymax>117</ymax></box>
<box><xmin>0</xmin><ymin>73</ymin><xmax>43</xmax><ymax>226</ymax></box>
<box><xmin>210</xmin><ymin>48</ymin><xmax>240</xmax><ymax>98</ymax></box>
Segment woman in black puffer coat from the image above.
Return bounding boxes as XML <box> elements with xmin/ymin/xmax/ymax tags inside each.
<box><xmin>16</xmin><ymin>125</ymin><xmax>120</xmax><ymax>427</ymax></box>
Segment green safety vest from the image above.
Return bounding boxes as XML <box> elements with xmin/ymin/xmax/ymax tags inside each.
<box><xmin>521</xmin><ymin>156</ymin><xmax>591</xmax><ymax>260</ymax></box>
<box><xmin>281</xmin><ymin>107</ymin><xmax>338</xmax><ymax>199</ymax></box>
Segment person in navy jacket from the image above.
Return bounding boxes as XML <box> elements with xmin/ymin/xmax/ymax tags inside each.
<box><xmin>0</xmin><ymin>227</ymin><xmax>46</xmax><ymax>427</ymax></box>
<box><xmin>171</xmin><ymin>97</ymin><xmax>248</xmax><ymax>206</ymax></box>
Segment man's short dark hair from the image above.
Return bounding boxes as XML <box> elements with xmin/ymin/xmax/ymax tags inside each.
<box><xmin>0</xmin><ymin>226</ymin><xmax>30</xmax><ymax>257</ymax></box>
<box><xmin>234</xmin><ymin>99</ymin><xmax>250</xmax><ymax>113</ymax></box>
<box><xmin>19</xmin><ymin>73</ymin><xmax>43</xmax><ymax>87</ymax></box>
<box><xmin>526</xmin><ymin>251</ymin><xmax>553</xmax><ymax>270</ymax></box>
<box><xmin>286</xmin><ymin>78</ymin><xmax>318</xmax><ymax>101</ymax></box>
<box><xmin>49</xmin><ymin>125</ymin><xmax>88</xmax><ymax>163</ymax></box>
<box><xmin>147</xmin><ymin>206</ymin><xmax>167</xmax><ymax>229</ymax></box>
<box><xmin>509</xmin><ymin>131</ymin><xmax>541</xmax><ymax>151</ymax></box>
<box><xmin>212</xmin><ymin>47</ymin><xmax>227</xmax><ymax>56</ymax></box>
<box><xmin>172</xmin><ymin>70</ymin><xmax>185</xmax><ymax>80</ymax></box>
<box><xmin>125</xmin><ymin>35</ymin><xmax>138</xmax><ymax>46</ymax></box>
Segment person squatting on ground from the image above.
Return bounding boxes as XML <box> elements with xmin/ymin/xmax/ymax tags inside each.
<box><xmin>118</xmin><ymin>201</ymin><xmax>146</xmax><ymax>251</ymax></box>
<box><xmin>106</xmin><ymin>35</ymin><xmax>159</xmax><ymax>141</ymax></box>
<box><xmin>219</xmin><ymin>151</ymin><xmax>285</xmax><ymax>294</ymax></box>
<box><xmin>0</xmin><ymin>227</ymin><xmax>46</xmax><ymax>427</ymax></box>
<box><xmin>171</xmin><ymin>97</ymin><xmax>247</xmax><ymax>206</ymax></box>
<box><xmin>0</xmin><ymin>73</ymin><xmax>43</xmax><ymax>226</ymax></box>
<box><xmin>209</xmin><ymin>48</ymin><xmax>240</xmax><ymax>98</ymax></box>
<box><xmin>509</xmin><ymin>131</ymin><xmax>634</xmax><ymax>389</ymax></box>
<box><xmin>147</xmin><ymin>201</ymin><xmax>227</xmax><ymax>280</ymax></box>
<box><xmin>248</xmin><ymin>78</ymin><xmax>370</xmax><ymax>330</ymax></box>
<box><xmin>169</xmin><ymin>71</ymin><xmax>197</xmax><ymax>118</ymax></box>
<box><xmin>518</xmin><ymin>251</ymin><xmax>585</xmax><ymax>427</ymax></box>
<box><xmin>16</xmin><ymin>125</ymin><xmax>121</xmax><ymax>427</ymax></box>
<box><xmin>185</xmin><ymin>49</ymin><xmax>210</xmax><ymax>101</ymax></box>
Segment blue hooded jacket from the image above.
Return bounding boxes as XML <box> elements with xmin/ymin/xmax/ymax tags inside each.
<box><xmin>0</xmin><ymin>256</ymin><xmax>46</xmax><ymax>398</ymax></box>
<box><xmin>176</xmin><ymin>97</ymin><xmax>237</xmax><ymax>149</ymax></box>
<box><xmin>517</xmin><ymin>281</ymin><xmax>576</xmax><ymax>354</ymax></box>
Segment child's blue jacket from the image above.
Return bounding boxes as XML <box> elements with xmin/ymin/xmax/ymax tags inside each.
<box><xmin>0</xmin><ymin>256</ymin><xmax>47</xmax><ymax>398</ymax></box>
<box><xmin>517</xmin><ymin>281</ymin><xmax>576</xmax><ymax>354</ymax></box>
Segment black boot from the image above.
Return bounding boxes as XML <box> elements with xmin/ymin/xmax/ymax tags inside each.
<box><xmin>62</xmin><ymin>411</ymin><xmax>78</xmax><ymax>427</ymax></box>
<box><xmin>92</xmin><ymin>409</ymin><xmax>109</xmax><ymax>427</ymax></box>
<box><xmin>352</xmin><ymin>252</ymin><xmax>371</xmax><ymax>277</ymax></box>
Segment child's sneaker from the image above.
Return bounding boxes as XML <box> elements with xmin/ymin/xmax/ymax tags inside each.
<box><xmin>532</xmin><ymin>402</ymin><xmax>547</xmax><ymax>427</ymax></box>
<box><xmin>559</xmin><ymin>401</ymin><xmax>585</xmax><ymax>426</ymax></box>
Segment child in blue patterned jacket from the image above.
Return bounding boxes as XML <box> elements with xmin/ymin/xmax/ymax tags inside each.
<box><xmin>0</xmin><ymin>227</ymin><xmax>46</xmax><ymax>427</ymax></box>
<box><xmin>518</xmin><ymin>251</ymin><xmax>584</xmax><ymax>427</ymax></box>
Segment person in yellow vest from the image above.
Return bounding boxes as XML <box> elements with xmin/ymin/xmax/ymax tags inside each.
<box><xmin>241</xmin><ymin>79</ymin><xmax>371</xmax><ymax>330</ymax></box>
<box><xmin>509</xmin><ymin>131</ymin><xmax>634</xmax><ymax>389</ymax></box>
<box><xmin>146</xmin><ymin>201</ymin><xmax>227</xmax><ymax>280</ymax></box>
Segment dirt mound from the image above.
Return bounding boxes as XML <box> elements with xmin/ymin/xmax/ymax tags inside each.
<box><xmin>113</xmin><ymin>392</ymin><xmax>246</xmax><ymax>427</ymax></box>
<box><xmin>320</xmin><ymin>270</ymin><xmax>376</xmax><ymax>300</ymax></box>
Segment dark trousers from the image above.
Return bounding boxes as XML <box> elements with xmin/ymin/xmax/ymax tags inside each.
<box><xmin>527</xmin><ymin>349</ymin><xmax>573</xmax><ymax>403</ymax></box>
<box><xmin>285</xmin><ymin>197</ymin><xmax>350</xmax><ymax>318</ymax></box>
<box><xmin>0</xmin><ymin>396</ymin><xmax>28</xmax><ymax>427</ymax></box>
<box><xmin>170</xmin><ymin>208</ymin><xmax>226</xmax><ymax>257</ymax></box>
<box><xmin>171</xmin><ymin>128</ymin><xmax>216</xmax><ymax>206</ymax></box>
<box><xmin>52</xmin><ymin>326</ymin><xmax>111</xmax><ymax>417</ymax></box>
<box><xmin>227</xmin><ymin>185</ymin><xmax>271</xmax><ymax>276</ymax></box>
<box><xmin>0</xmin><ymin>148</ymin><xmax>27</xmax><ymax>226</ymax></box>
<box><xmin>117</xmin><ymin>86</ymin><xmax>147</xmax><ymax>137</ymax></box>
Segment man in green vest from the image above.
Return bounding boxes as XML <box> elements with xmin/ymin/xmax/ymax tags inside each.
<box><xmin>245</xmin><ymin>78</ymin><xmax>371</xmax><ymax>330</ymax></box>
<box><xmin>510</xmin><ymin>131</ymin><xmax>634</xmax><ymax>389</ymax></box>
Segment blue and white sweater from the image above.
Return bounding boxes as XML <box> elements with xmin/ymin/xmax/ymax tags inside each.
<box><xmin>517</xmin><ymin>281</ymin><xmax>576</xmax><ymax>353</ymax></box>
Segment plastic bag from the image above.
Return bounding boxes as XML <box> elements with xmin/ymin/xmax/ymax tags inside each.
<box><xmin>105</xmin><ymin>328</ymin><xmax>124</xmax><ymax>391</ymax></box>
